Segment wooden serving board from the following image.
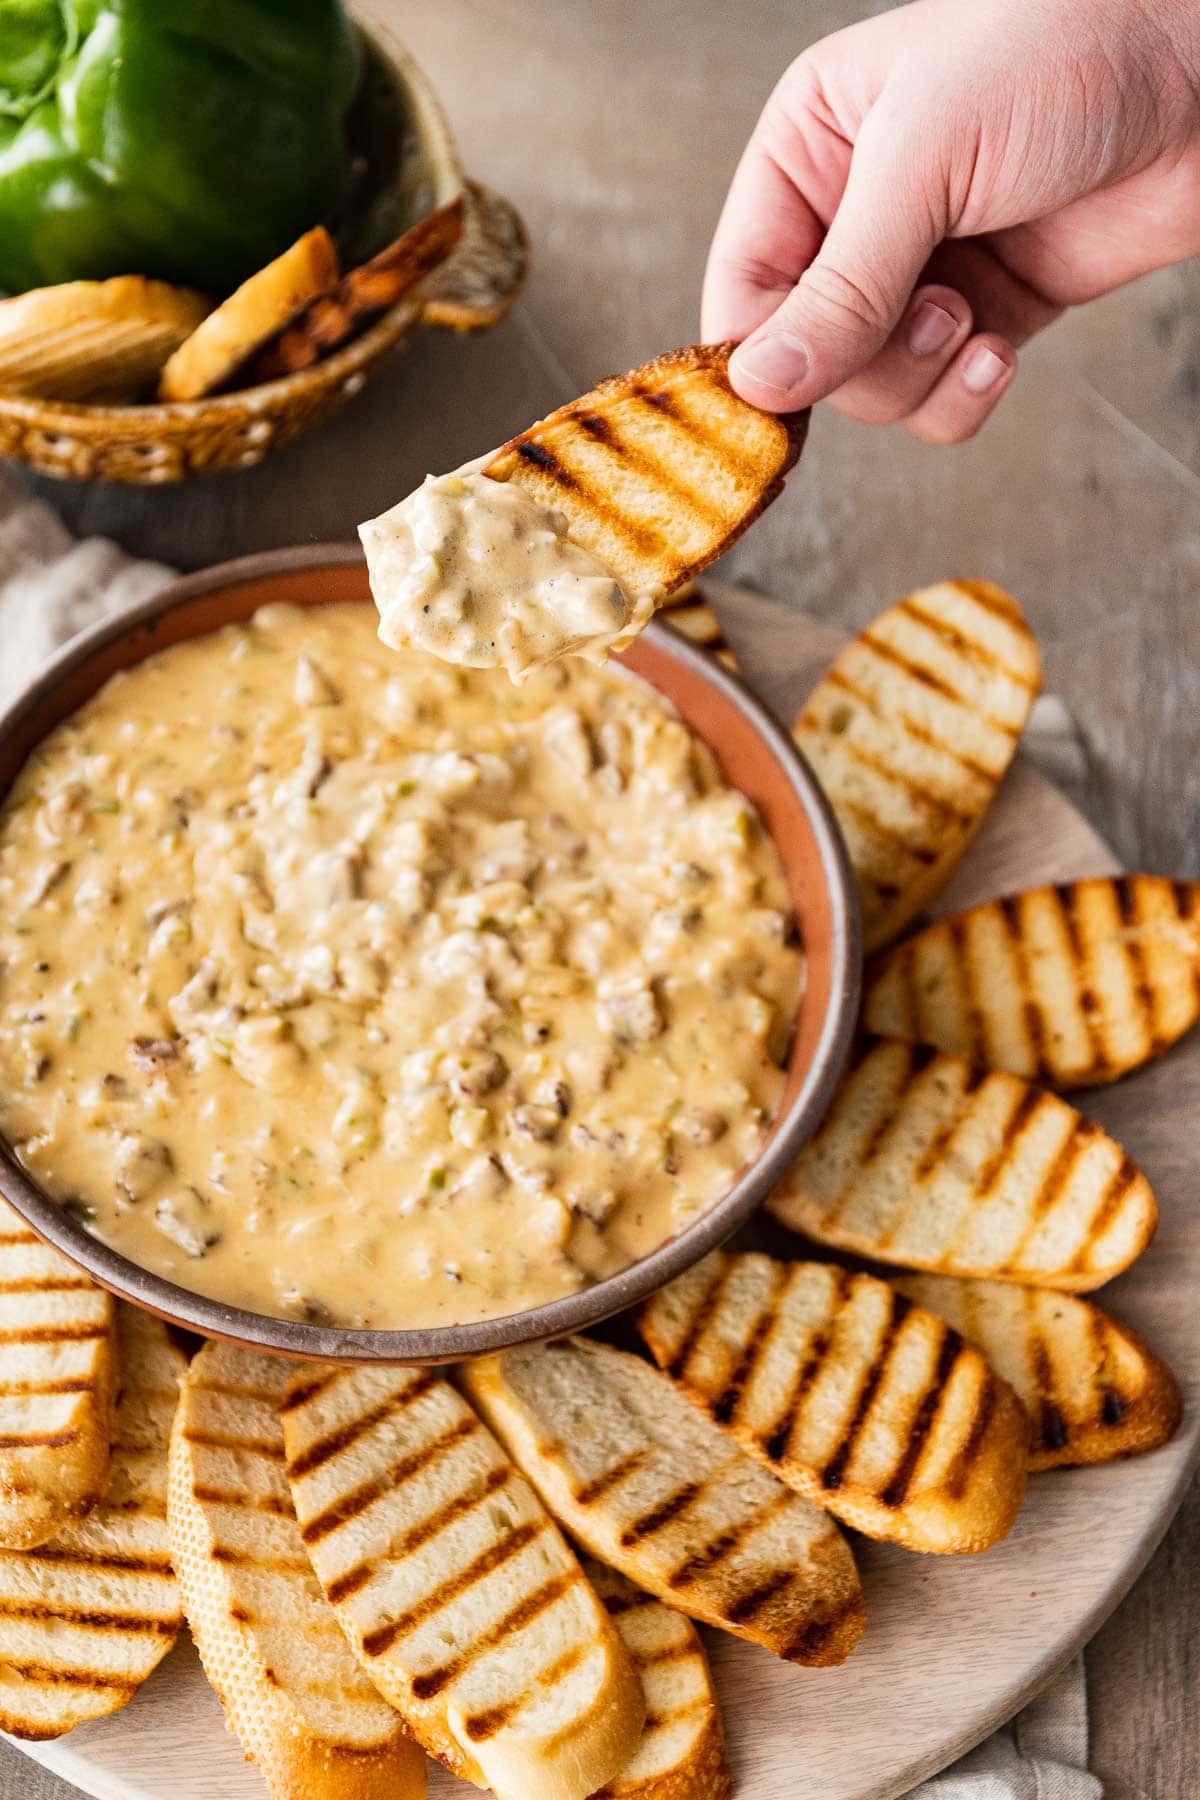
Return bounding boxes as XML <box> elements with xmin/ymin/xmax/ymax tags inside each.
<box><xmin>11</xmin><ymin>586</ymin><xmax>1199</xmax><ymax>1800</ymax></box>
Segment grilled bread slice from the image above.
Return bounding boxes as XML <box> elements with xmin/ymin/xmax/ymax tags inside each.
<box><xmin>280</xmin><ymin>1364</ymin><xmax>643</xmax><ymax>1800</ymax></box>
<box><xmin>893</xmin><ymin>1275</ymin><xmax>1182</xmax><ymax>1470</ymax></box>
<box><xmin>0</xmin><ymin>1205</ymin><xmax>117</xmax><ymax>1548</ymax></box>
<box><xmin>640</xmin><ymin>1252</ymin><xmax>1028</xmax><ymax>1553</ymax></box>
<box><xmin>159</xmin><ymin>227</ymin><xmax>339</xmax><ymax>400</ymax></box>
<box><xmin>865</xmin><ymin>875</ymin><xmax>1200</xmax><ymax>1089</ymax></box>
<box><xmin>462</xmin><ymin>1338</ymin><xmax>864</xmax><ymax>1665</ymax></box>
<box><xmin>169</xmin><ymin>1343</ymin><xmax>425</xmax><ymax>1800</ymax></box>
<box><xmin>585</xmin><ymin>1560</ymin><xmax>731</xmax><ymax>1800</ymax></box>
<box><xmin>793</xmin><ymin>581</ymin><xmax>1041</xmax><ymax>952</ymax></box>
<box><xmin>659</xmin><ymin>589</ymin><xmax>738</xmax><ymax>669</ymax></box>
<box><xmin>482</xmin><ymin>344</ymin><xmax>807</xmax><ymax>606</ymax></box>
<box><xmin>0</xmin><ymin>277</ymin><xmax>211</xmax><ymax>401</ymax></box>
<box><xmin>767</xmin><ymin>1037</ymin><xmax>1157</xmax><ymax>1291</ymax></box>
<box><xmin>0</xmin><ymin>1304</ymin><xmax>183</xmax><ymax>1739</ymax></box>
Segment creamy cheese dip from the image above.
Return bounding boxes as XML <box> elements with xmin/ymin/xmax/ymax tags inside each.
<box><xmin>361</xmin><ymin>470</ymin><xmax>659</xmax><ymax>683</ymax></box>
<box><xmin>0</xmin><ymin>603</ymin><xmax>801</xmax><ymax>1330</ymax></box>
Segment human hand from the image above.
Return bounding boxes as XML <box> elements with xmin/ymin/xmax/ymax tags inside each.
<box><xmin>704</xmin><ymin>0</ymin><xmax>1200</xmax><ymax>440</ymax></box>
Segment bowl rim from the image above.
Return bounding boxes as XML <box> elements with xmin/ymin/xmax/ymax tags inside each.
<box><xmin>0</xmin><ymin>544</ymin><xmax>861</xmax><ymax>1362</ymax></box>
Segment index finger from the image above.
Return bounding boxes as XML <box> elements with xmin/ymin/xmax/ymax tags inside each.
<box><xmin>701</xmin><ymin>122</ymin><xmax>825</xmax><ymax>342</ymax></box>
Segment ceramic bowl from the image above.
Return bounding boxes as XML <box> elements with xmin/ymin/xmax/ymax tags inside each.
<box><xmin>0</xmin><ymin>548</ymin><xmax>861</xmax><ymax>1360</ymax></box>
<box><xmin>0</xmin><ymin>24</ymin><xmax>526</xmax><ymax>485</ymax></box>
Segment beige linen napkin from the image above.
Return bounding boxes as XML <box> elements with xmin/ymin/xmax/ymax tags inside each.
<box><xmin>0</xmin><ymin>467</ymin><xmax>1100</xmax><ymax>1800</ymax></box>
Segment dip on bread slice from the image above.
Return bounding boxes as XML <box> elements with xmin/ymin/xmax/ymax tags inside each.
<box><xmin>360</xmin><ymin>344</ymin><xmax>806</xmax><ymax>682</ymax></box>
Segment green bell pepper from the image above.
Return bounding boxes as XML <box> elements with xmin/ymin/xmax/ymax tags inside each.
<box><xmin>0</xmin><ymin>0</ymin><xmax>362</xmax><ymax>295</ymax></box>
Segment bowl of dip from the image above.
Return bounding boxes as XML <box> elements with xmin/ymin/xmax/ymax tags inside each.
<box><xmin>0</xmin><ymin>547</ymin><xmax>859</xmax><ymax>1363</ymax></box>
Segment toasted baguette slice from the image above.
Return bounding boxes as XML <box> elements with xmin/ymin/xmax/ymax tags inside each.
<box><xmin>865</xmin><ymin>875</ymin><xmax>1200</xmax><ymax>1089</ymax></box>
<box><xmin>794</xmin><ymin>581</ymin><xmax>1041</xmax><ymax>951</ymax></box>
<box><xmin>421</xmin><ymin>181</ymin><xmax>528</xmax><ymax>331</ymax></box>
<box><xmin>0</xmin><ymin>277</ymin><xmax>211</xmax><ymax>402</ymax></box>
<box><xmin>462</xmin><ymin>1338</ymin><xmax>864</xmax><ymax>1665</ymax></box>
<box><xmin>0</xmin><ymin>1205</ymin><xmax>116</xmax><ymax>1548</ymax></box>
<box><xmin>585</xmin><ymin>1560</ymin><xmax>730</xmax><ymax>1800</ymax></box>
<box><xmin>640</xmin><ymin>1252</ymin><xmax>1028</xmax><ymax>1553</ymax></box>
<box><xmin>280</xmin><ymin>1365</ymin><xmax>643</xmax><ymax>1800</ymax></box>
<box><xmin>169</xmin><ymin>1343</ymin><xmax>425</xmax><ymax>1800</ymax></box>
<box><xmin>659</xmin><ymin>589</ymin><xmax>738</xmax><ymax>669</ymax></box>
<box><xmin>893</xmin><ymin>1275</ymin><xmax>1182</xmax><ymax>1470</ymax></box>
<box><xmin>768</xmin><ymin>1037</ymin><xmax>1157</xmax><ymax>1291</ymax></box>
<box><xmin>251</xmin><ymin>196</ymin><xmax>465</xmax><ymax>380</ymax></box>
<box><xmin>482</xmin><ymin>344</ymin><xmax>807</xmax><ymax>605</ymax></box>
<box><xmin>0</xmin><ymin>1304</ymin><xmax>183</xmax><ymax>1739</ymax></box>
<box><xmin>159</xmin><ymin>227</ymin><xmax>339</xmax><ymax>400</ymax></box>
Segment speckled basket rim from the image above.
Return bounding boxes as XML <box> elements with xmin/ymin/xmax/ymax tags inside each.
<box><xmin>0</xmin><ymin>546</ymin><xmax>862</xmax><ymax>1363</ymax></box>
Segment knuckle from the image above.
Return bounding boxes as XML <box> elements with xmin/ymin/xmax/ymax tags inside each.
<box><xmin>796</xmin><ymin>262</ymin><xmax>894</xmax><ymax>337</ymax></box>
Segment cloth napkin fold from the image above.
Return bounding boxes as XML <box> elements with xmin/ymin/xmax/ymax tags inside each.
<box><xmin>0</xmin><ymin>466</ymin><xmax>1100</xmax><ymax>1800</ymax></box>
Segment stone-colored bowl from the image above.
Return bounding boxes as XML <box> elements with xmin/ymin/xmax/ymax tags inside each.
<box><xmin>0</xmin><ymin>549</ymin><xmax>861</xmax><ymax>1361</ymax></box>
<box><xmin>0</xmin><ymin>25</ymin><xmax>526</xmax><ymax>485</ymax></box>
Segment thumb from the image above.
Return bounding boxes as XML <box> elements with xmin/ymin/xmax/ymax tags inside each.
<box><xmin>729</xmin><ymin>112</ymin><xmax>942</xmax><ymax>411</ymax></box>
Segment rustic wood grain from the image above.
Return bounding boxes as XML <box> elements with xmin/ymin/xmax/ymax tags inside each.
<box><xmin>5</xmin><ymin>1</ymin><xmax>1198</xmax><ymax>1794</ymax></box>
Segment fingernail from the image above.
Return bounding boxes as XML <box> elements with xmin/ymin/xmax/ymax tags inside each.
<box><xmin>908</xmin><ymin>300</ymin><xmax>958</xmax><ymax>357</ymax></box>
<box><xmin>963</xmin><ymin>345</ymin><xmax>1010</xmax><ymax>395</ymax></box>
<box><xmin>731</xmin><ymin>330</ymin><xmax>810</xmax><ymax>397</ymax></box>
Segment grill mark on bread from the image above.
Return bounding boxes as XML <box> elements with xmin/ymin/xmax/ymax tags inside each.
<box><xmin>461</xmin><ymin>1640</ymin><xmax>589</xmax><ymax>1743</ymax></box>
<box><xmin>573</xmin><ymin>1448</ymin><xmax>649</xmax><ymax>1505</ymax></box>
<box><xmin>860</xmin><ymin>632</ymin><xmax>969</xmax><ymax>707</ymax></box>
<box><xmin>360</xmin><ymin>1519</ymin><xmax>545</xmax><ymax>1658</ymax></box>
<box><xmin>842</xmin><ymin>736</ymin><xmax>975</xmax><ymax>827</ymax></box>
<box><xmin>822</xmin><ymin>668</ymin><xmax>997</xmax><ymax>782</ymax></box>
<box><xmin>712</xmin><ymin>1259</ymin><xmax>789</xmax><ymax>1425</ymax></box>
<box><xmin>664</xmin><ymin>1488</ymin><xmax>794</xmax><ymax>1589</ymax></box>
<box><xmin>819</xmin><ymin>1292</ymin><xmax>911</xmax><ymax>1491</ymax></box>
<box><xmin>190</xmin><ymin>1482</ymin><xmax>291</xmax><ymax>1516</ymax></box>
<box><xmin>723</xmin><ymin>1568</ymin><xmax>794</xmax><ymax>1625</ymax></box>
<box><xmin>0</xmin><ymin>1323</ymin><xmax>108</xmax><ymax>1345</ymax></box>
<box><xmin>0</xmin><ymin>1277</ymin><xmax>96</xmax><ymax>1295</ymax></box>
<box><xmin>946</xmin><ymin>1375</ymin><xmax>998</xmax><ymax>1499</ymax></box>
<box><xmin>899</xmin><ymin>597</ymin><xmax>1038</xmax><ymax>692</ymax></box>
<box><xmin>0</xmin><ymin>1660</ymin><xmax>140</xmax><ymax>1694</ymax></box>
<box><xmin>19</xmin><ymin>1545</ymin><xmax>173</xmax><ymax>1576</ymax></box>
<box><xmin>179</xmin><ymin>1428</ymin><xmax>284</xmax><ymax>1461</ymax></box>
<box><xmin>325</xmin><ymin>1456</ymin><xmax>509</xmax><ymax>1604</ymax></box>
<box><xmin>278</xmin><ymin>1371</ymin><xmax>337</xmax><ymax>1413</ymax></box>
<box><xmin>0</xmin><ymin>1597</ymin><xmax>176</xmax><ymax>1635</ymax></box>
<box><xmin>1030</xmin><ymin>1333</ymin><xmax>1069</xmax><ymax>1454</ymax></box>
<box><xmin>410</xmin><ymin>1568</ymin><xmax>581</xmax><ymax>1699</ymax></box>
<box><xmin>286</xmin><ymin>1371</ymin><xmax>437</xmax><ymax>1478</ymax></box>
<box><xmin>665</xmin><ymin>1257</ymin><xmax>732</xmax><ymax>1378</ymax></box>
<box><xmin>841</xmin><ymin>795</ymin><xmax>941</xmax><ymax>863</ymax></box>
<box><xmin>620</xmin><ymin>1480</ymin><xmax>703</xmax><ymax>1547</ymax></box>
<box><xmin>1069</xmin><ymin>1156</ymin><xmax>1140</xmax><ymax>1273</ymax></box>
<box><xmin>301</xmin><ymin>1413</ymin><xmax>480</xmax><ymax>1549</ymax></box>
<box><xmin>762</xmin><ymin>1269</ymin><xmax>854</xmax><ymax>1460</ymax></box>
<box><xmin>780</xmin><ymin>1592</ymin><xmax>863</xmax><ymax>1663</ymax></box>
<box><xmin>880</xmin><ymin>1327</ymin><xmax>965</xmax><ymax>1507</ymax></box>
<box><xmin>567</xmin><ymin>407</ymin><xmax>727</xmax><ymax>526</ymax></box>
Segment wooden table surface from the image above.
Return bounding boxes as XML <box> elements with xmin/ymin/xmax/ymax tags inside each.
<box><xmin>8</xmin><ymin>3</ymin><xmax>1198</xmax><ymax>1795</ymax></box>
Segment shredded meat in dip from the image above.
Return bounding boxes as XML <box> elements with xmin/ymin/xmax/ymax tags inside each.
<box><xmin>0</xmin><ymin>602</ymin><xmax>802</xmax><ymax>1329</ymax></box>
